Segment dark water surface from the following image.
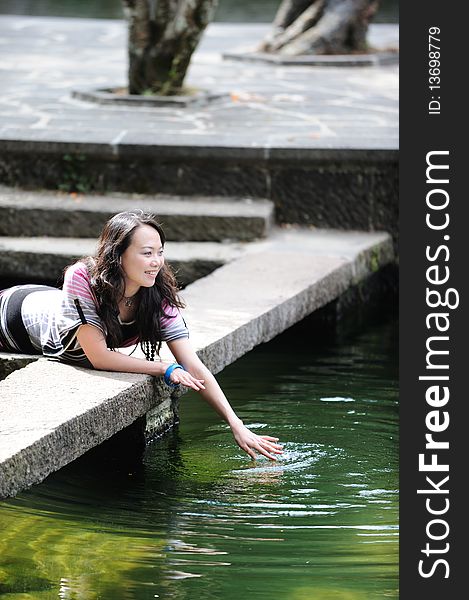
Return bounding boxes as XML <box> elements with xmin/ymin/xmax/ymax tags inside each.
<box><xmin>0</xmin><ymin>0</ymin><xmax>398</xmax><ymax>23</ymax></box>
<box><xmin>0</xmin><ymin>313</ymin><xmax>398</xmax><ymax>599</ymax></box>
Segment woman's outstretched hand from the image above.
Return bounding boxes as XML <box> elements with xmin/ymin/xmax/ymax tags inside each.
<box><xmin>165</xmin><ymin>339</ymin><xmax>283</xmax><ymax>461</ymax></box>
<box><xmin>230</xmin><ymin>421</ymin><xmax>284</xmax><ymax>461</ymax></box>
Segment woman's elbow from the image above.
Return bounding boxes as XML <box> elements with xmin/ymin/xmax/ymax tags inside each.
<box><xmin>84</xmin><ymin>349</ymin><xmax>115</xmax><ymax>371</ymax></box>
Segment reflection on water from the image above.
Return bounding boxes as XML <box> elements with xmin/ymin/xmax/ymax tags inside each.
<box><xmin>0</xmin><ymin>0</ymin><xmax>398</xmax><ymax>22</ymax></box>
<box><xmin>0</xmin><ymin>313</ymin><xmax>398</xmax><ymax>599</ymax></box>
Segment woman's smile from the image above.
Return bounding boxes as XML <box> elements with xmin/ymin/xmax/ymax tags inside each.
<box><xmin>145</xmin><ymin>269</ymin><xmax>159</xmax><ymax>280</ymax></box>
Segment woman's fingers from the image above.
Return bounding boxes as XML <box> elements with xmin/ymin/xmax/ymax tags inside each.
<box><xmin>252</xmin><ymin>442</ymin><xmax>281</xmax><ymax>461</ymax></box>
<box><xmin>258</xmin><ymin>435</ymin><xmax>283</xmax><ymax>449</ymax></box>
<box><xmin>257</xmin><ymin>441</ymin><xmax>284</xmax><ymax>461</ymax></box>
<box><xmin>240</xmin><ymin>431</ymin><xmax>284</xmax><ymax>461</ymax></box>
<box><xmin>170</xmin><ymin>370</ymin><xmax>205</xmax><ymax>391</ymax></box>
<box><xmin>245</xmin><ymin>447</ymin><xmax>258</xmax><ymax>461</ymax></box>
<box><xmin>251</xmin><ymin>444</ymin><xmax>276</xmax><ymax>461</ymax></box>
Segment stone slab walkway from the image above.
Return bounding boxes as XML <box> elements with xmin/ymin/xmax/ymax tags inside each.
<box><xmin>0</xmin><ymin>17</ymin><xmax>398</xmax><ymax>154</ymax></box>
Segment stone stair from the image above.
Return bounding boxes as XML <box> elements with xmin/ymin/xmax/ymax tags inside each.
<box><xmin>0</xmin><ymin>236</ymin><xmax>245</xmax><ymax>288</ymax></box>
<box><xmin>0</xmin><ymin>186</ymin><xmax>274</xmax><ymax>286</ymax></box>
<box><xmin>0</xmin><ymin>187</ymin><xmax>274</xmax><ymax>241</ymax></box>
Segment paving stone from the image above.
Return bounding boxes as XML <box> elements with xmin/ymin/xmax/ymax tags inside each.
<box><xmin>222</xmin><ymin>50</ymin><xmax>398</xmax><ymax>67</ymax></box>
<box><xmin>0</xmin><ymin>18</ymin><xmax>398</xmax><ymax>154</ymax></box>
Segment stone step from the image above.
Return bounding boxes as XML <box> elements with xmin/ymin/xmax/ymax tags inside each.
<box><xmin>0</xmin><ymin>236</ymin><xmax>244</xmax><ymax>288</ymax></box>
<box><xmin>0</xmin><ymin>186</ymin><xmax>274</xmax><ymax>242</ymax></box>
<box><xmin>0</xmin><ymin>227</ymin><xmax>395</xmax><ymax>497</ymax></box>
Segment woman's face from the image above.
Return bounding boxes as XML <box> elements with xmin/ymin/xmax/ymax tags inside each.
<box><xmin>120</xmin><ymin>224</ymin><xmax>165</xmax><ymax>295</ymax></box>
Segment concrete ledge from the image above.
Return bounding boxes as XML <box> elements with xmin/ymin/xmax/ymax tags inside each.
<box><xmin>222</xmin><ymin>50</ymin><xmax>399</xmax><ymax>67</ymax></box>
<box><xmin>0</xmin><ymin>138</ymin><xmax>398</xmax><ymax>162</ymax></box>
<box><xmin>0</xmin><ymin>236</ymin><xmax>244</xmax><ymax>287</ymax></box>
<box><xmin>0</xmin><ymin>353</ymin><xmax>38</xmax><ymax>381</ymax></box>
<box><xmin>0</xmin><ymin>187</ymin><xmax>274</xmax><ymax>242</ymax></box>
<box><xmin>71</xmin><ymin>87</ymin><xmax>228</xmax><ymax>108</ymax></box>
<box><xmin>0</xmin><ymin>227</ymin><xmax>394</xmax><ymax>498</ymax></box>
<box><xmin>182</xmin><ymin>228</ymin><xmax>395</xmax><ymax>372</ymax></box>
<box><xmin>0</xmin><ymin>151</ymin><xmax>398</xmax><ymax>246</ymax></box>
<box><xmin>0</xmin><ymin>362</ymin><xmax>175</xmax><ymax>498</ymax></box>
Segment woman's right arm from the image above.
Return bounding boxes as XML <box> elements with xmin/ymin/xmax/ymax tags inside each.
<box><xmin>76</xmin><ymin>324</ymin><xmax>205</xmax><ymax>391</ymax></box>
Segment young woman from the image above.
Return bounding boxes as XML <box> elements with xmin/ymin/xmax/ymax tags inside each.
<box><xmin>0</xmin><ymin>210</ymin><xmax>283</xmax><ymax>461</ymax></box>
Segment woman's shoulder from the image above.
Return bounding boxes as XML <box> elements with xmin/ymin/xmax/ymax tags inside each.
<box><xmin>160</xmin><ymin>298</ymin><xmax>181</xmax><ymax>318</ymax></box>
<box><xmin>160</xmin><ymin>298</ymin><xmax>187</xmax><ymax>322</ymax></box>
<box><xmin>158</xmin><ymin>298</ymin><xmax>189</xmax><ymax>339</ymax></box>
<box><xmin>64</xmin><ymin>260</ymin><xmax>91</xmax><ymax>282</ymax></box>
<box><xmin>63</xmin><ymin>260</ymin><xmax>97</xmax><ymax>302</ymax></box>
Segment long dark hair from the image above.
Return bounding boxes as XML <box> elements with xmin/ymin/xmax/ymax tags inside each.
<box><xmin>83</xmin><ymin>210</ymin><xmax>184</xmax><ymax>357</ymax></box>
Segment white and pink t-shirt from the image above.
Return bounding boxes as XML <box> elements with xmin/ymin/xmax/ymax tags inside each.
<box><xmin>1</xmin><ymin>262</ymin><xmax>188</xmax><ymax>367</ymax></box>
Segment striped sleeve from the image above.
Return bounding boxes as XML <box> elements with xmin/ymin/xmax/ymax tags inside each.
<box><xmin>61</xmin><ymin>262</ymin><xmax>104</xmax><ymax>334</ymax></box>
<box><xmin>159</xmin><ymin>300</ymin><xmax>189</xmax><ymax>341</ymax></box>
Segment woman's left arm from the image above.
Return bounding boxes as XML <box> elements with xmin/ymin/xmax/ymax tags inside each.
<box><xmin>167</xmin><ymin>338</ymin><xmax>283</xmax><ymax>461</ymax></box>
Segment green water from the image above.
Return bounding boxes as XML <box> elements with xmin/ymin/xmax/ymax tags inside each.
<box><xmin>0</xmin><ymin>313</ymin><xmax>398</xmax><ymax>599</ymax></box>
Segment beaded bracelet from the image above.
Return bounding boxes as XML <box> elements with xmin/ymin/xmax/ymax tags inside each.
<box><xmin>164</xmin><ymin>363</ymin><xmax>184</xmax><ymax>387</ymax></box>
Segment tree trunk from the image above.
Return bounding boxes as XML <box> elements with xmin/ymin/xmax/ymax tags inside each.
<box><xmin>122</xmin><ymin>0</ymin><xmax>218</xmax><ymax>95</ymax></box>
<box><xmin>259</xmin><ymin>0</ymin><xmax>380</xmax><ymax>56</ymax></box>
